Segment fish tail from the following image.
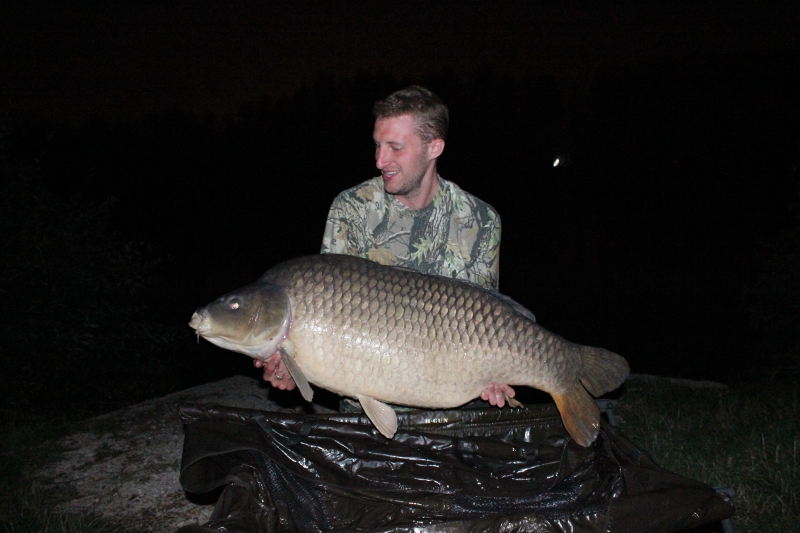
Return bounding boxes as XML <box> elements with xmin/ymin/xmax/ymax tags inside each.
<box><xmin>552</xmin><ymin>346</ymin><xmax>629</xmax><ymax>447</ymax></box>
<box><xmin>578</xmin><ymin>346</ymin><xmax>630</xmax><ymax>397</ymax></box>
<box><xmin>552</xmin><ymin>387</ymin><xmax>601</xmax><ymax>447</ymax></box>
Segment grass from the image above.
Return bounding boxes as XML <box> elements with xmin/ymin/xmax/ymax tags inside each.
<box><xmin>1</xmin><ymin>373</ymin><xmax>797</xmax><ymax>532</ymax></box>
<box><xmin>616</xmin><ymin>375</ymin><xmax>799</xmax><ymax>533</ymax></box>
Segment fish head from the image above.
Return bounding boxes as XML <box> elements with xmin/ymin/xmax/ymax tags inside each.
<box><xmin>189</xmin><ymin>282</ymin><xmax>291</xmax><ymax>361</ymax></box>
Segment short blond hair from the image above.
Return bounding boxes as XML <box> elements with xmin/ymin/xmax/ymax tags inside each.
<box><xmin>373</xmin><ymin>85</ymin><xmax>449</xmax><ymax>143</ymax></box>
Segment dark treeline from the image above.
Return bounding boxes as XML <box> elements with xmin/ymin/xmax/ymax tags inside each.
<box><xmin>2</xmin><ymin>55</ymin><xmax>798</xmax><ymax>422</ymax></box>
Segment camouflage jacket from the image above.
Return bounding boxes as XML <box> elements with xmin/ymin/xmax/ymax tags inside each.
<box><xmin>321</xmin><ymin>176</ymin><xmax>501</xmax><ymax>290</ymax></box>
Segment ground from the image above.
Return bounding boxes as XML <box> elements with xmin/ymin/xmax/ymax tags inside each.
<box><xmin>28</xmin><ymin>376</ymin><xmax>317</xmax><ymax>533</ymax></box>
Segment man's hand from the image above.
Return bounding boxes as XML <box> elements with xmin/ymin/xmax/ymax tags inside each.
<box><xmin>481</xmin><ymin>383</ymin><xmax>518</xmax><ymax>408</ymax></box>
<box><xmin>254</xmin><ymin>352</ymin><xmax>297</xmax><ymax>390</ymax></box>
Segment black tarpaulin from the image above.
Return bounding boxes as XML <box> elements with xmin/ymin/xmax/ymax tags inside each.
<box><xmin>176</xmin><ymin>402</ymin><xmax>734</xmax><ymax>533</ymax></box>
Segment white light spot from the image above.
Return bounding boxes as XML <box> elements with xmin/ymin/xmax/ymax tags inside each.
<box><xmin>553</xmin><ymin>158</ymin><xmax>560</xmax><ymax>167</ymax></box>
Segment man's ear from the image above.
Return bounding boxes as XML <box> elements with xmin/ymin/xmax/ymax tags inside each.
<box><xmin>427</xmin><ymin>138</ymin><xmax>445</xmax><ymax>160</ymax></box>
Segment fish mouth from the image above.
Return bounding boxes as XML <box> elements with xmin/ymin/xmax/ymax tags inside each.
<box><xmin>188</xmin><ymin>311</ymin><xmax>211</xmax><ymax>338</ymax></box>
<box><xmin>188</xmin><ymin>311</ymin><xmax>202</xmax><ymax>330</ymax></box>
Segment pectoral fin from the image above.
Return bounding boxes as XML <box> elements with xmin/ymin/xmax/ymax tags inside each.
<box><xmin>356</xmin><ymin>394</ymin><xmax>398</xmax><ymax>439</ymax></box>
<box><xmin>278</xmin><ymin>341</ymin><xmax>313</xmax><ymax>402</ymax></box>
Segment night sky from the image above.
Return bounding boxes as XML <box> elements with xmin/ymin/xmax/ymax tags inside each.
<box><xmin>2</xmin><ymin>3</ymin><xmax>795</xmax><ymax>120</ymax></box>
<box><xmin>2</xmin><ymin>2</ymin><xmax>799</xmax><ymax>403</ymax></box>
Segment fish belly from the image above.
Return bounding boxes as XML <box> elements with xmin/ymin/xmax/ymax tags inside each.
<box><xmin>290</xmin><ymin>327</ymin><xmax>494</xmax><ymax>407</ymax></box>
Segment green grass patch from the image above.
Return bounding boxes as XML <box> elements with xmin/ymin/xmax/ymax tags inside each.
<box><xmin>617</xmin><ymin>375</ymin><xmax>799</xmax><ymax>533</ymax></box>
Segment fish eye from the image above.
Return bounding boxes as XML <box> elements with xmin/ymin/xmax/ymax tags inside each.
<box><xmin>229</xmin><ymin>299</ymin><xmax>240</xmax><ymax>310</ymax></box>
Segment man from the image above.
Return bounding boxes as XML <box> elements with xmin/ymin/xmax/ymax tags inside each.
<box><xmin>256</xmin><ymin>86</ymin><xmax>516</xmax><ymax>407</ymax></box>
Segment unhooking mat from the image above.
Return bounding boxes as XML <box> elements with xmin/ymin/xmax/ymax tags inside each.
<box><xmin>176</xmin><ymin>402</ymin><xmax>734</xmax><ymax>533</ymax></box>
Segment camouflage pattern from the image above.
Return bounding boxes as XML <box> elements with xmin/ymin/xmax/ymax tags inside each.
<box><xmin>321</xmin><ymin>176</ymin><xmax>501</xmax><ymax>289</ymax></box>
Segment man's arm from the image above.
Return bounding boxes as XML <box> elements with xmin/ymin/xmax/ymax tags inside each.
<box><xmin>263</xmin><ymin>195</ymin><xmax>362</xmax><ymax>390</ymax></box>
<box><xmin>320</xmin><ymin>210</ymin><xmax>344</xmax><ymax>254</ymax></box>
<box><xmin>457</xmin><ymin>199</ymin><xmax>501</xmax><ymax>290</ymax></box>
<box><xmin>264</xmin><ymin>194</ymin><xmax>360</xmax><ymax>390</ymax></box>
<box><xmin>321</xmin><ymin>190</ymin><xmax>366</xmax><ymax>255</ymax></box>
<box><xmin>470</xmin><ymin>210</ymin><xmax>501</xmax><ymax>290</ymax></box>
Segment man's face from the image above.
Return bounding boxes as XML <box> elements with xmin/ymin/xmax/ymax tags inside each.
<box><xmin>373</xmin><ymin>114</ymin><xmax>433</xmax><ymax>198</ymax></box>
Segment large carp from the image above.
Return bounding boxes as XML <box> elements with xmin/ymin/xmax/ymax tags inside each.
<box><xmin>189</xmin><ymin>254</ymin><xmax>629</xmax><ymax>446</ymax></box>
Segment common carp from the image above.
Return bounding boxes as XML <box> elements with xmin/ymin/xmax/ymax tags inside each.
<box><xmin>189</xmin><ymin>254</ymin><xmax>629</xmax><ymax>446</ymax></box>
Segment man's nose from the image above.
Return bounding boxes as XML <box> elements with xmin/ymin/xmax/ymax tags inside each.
<box><xmin>375</xmin><ymin>147</ymin><xmax>388</xmax><ymax>168</ymax></box>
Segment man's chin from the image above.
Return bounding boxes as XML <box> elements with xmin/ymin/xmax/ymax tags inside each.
<box><xmin>384</xmin><ymin>184</ymin><xmax>402</xmax><ymax>196</ymax></box>
<box><xmin>384</xmin><ymin>180</ymin><xmax>411</xmax><ymax>197</ymax></box>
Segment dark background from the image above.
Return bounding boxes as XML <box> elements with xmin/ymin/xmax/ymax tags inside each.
<box><xmin>1</xmin><ymin>3</ymin><xmax>798</xmax><ymax>420</ymax></box>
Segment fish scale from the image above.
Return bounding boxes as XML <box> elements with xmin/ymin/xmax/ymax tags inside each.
<box><xmin>190</xmin><ymin>254</ymin><xmax>629</xmax><ymax>446</ymax></box>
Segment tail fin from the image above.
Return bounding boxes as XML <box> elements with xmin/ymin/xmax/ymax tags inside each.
<box><xmin>552</xmin><ymin>346</ymin><xmax>629</xmax><ymax>447</ymax></box>
<box><xmin>552</xmin><ymin>388</ymin><xmax>601</xmax><ymax>447</ymax></box>
<box><xmin>578</xmin><ymin>346</ymin><xmax>629</xmax><ymax>397</ymax></box>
